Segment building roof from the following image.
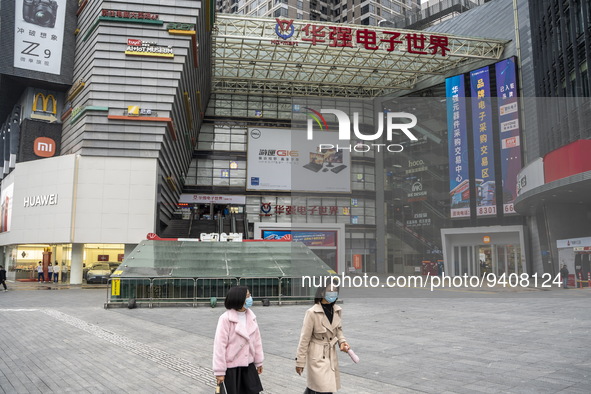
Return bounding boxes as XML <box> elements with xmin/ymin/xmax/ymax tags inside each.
<box><xmin>212</xmin><ymin>15</ymin><xmax>508</xmax><ymax>97</ymax></box>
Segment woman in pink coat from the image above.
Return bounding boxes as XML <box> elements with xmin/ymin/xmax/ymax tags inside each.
<box><xmin>213</xmin><ymin>286</ymin><xmax>264</xmax><ymax>394</ymax></box>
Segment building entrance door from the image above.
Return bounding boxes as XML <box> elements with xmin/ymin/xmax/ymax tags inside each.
<box><xmin>494</xmin><ymin>244</ymin><xmax>523</xmax><ymax>275</ymax></box>
<box><xmin>453</xmin><ymin>245</ymin><xmax>477</xmax><ymax>276</ymax></box>
<box><xmin>477</xmin><ymin>245</ymin><xmax>492</xmax><ymax>276</ymax></box>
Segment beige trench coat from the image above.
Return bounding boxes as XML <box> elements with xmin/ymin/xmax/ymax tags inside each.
<box><xmin>296</xmin><ymin>303</ymin><xmax>346</xmax><ymax>392</ymax></box>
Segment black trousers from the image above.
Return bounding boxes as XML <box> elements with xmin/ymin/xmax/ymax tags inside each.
<box><xmin>0</xmin><ymin>280</ymin><xmax>6</xmax><ymax>290</ymax></box>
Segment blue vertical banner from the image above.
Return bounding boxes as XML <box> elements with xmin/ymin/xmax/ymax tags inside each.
<box><xmin>470</xmin><ymin>67</ymin><xmax>496</xmax><ymax>217</ymax></box>
<box><xmin>446</xmin><ymin>75</ymin><xmax>470</xmax><ymax>218</ymax></box>
<box><xmin>495</xmin><ymin>58</ymin><xmax>522</xmax><ymax>215</ymax></box>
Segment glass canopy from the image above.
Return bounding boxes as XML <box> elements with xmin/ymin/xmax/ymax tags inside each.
<box><xmin>112</xmin><ymin>240</ymin><xmax>335</xmax><ymax>279</ymax></box>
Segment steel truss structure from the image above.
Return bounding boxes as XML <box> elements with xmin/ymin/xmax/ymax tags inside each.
<box><xmin>212</xmin><ymin>15</ymin><xmax>508</xmax><ymax>97</ymax></box>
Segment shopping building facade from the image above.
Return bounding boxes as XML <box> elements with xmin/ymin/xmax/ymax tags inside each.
<box><xmin>514</xmin><ymin>0</ymin><xmax>591</xmax><ymax>281</ymax></box>
<box><xmin>2</xmin><ymin>0</ymin><xmax>578</xmax><ymax>284</ymax></box>
<box><xmin>216</xmin><ymin>0</ymin><xmax>421</xmax><ymax>25</ymax></box>
<box><xmin>0</xmin><ymin>0</ymin><xmax>213</xmax><ymax>283</ymax></box>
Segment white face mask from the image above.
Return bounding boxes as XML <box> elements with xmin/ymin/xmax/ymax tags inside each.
<box><xmin>324</xmin><ymin>292</ymin><xmax>338</xmax><ymax>303</ymax></box>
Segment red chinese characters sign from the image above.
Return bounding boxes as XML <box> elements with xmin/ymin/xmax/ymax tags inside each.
<box><xmin>273</xmin><ymin>19</ymin><xmax>450</xmax><ymax>57</ymax></box>
<box><xmin>260</xmin><ymin>203</ymin><xmax>343</xmax><ymax>216</ymax></box>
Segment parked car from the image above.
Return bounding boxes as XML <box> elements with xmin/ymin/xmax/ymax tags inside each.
<box><xmin>108</xmin><ymin>262</ymin><xmax>121</xmax><ymax>273</ymax></box>
<box><xmin>86</xmin><ymin>263</ymin><xmax>112</xmax><ymax>284</ymax></box>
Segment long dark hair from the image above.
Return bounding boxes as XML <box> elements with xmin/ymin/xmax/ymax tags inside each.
<box><xmin>225</xmin><ymin>286</ymin><xmax>248</xmax><ymax>310</ymax></box>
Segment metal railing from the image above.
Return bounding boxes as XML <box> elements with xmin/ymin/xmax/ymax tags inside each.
<box><xmin>105</xmin><ymin>276</ymin><xmax>316</xmax><ymax>308</ymax></box>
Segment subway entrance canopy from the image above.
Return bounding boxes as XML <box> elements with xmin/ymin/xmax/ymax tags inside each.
<box><xmin>106</xmin><ymin>241</ymin><xmax>334</xmax><ymax>307</ymax></box>
<box><xmin>213</xmin><ymin>15</ymin><xmax>508</xmax><ymax>97</ymax></box>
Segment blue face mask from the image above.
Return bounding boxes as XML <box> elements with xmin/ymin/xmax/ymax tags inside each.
<box><xmin>324</xmin><ymin>292</ymin><xmax>338</xmax><ymax>303</ymax></box>
<box><xmin>244</xmin><ymin>296</ymin><xmax>253</xmax><ymax>309</ymax></box>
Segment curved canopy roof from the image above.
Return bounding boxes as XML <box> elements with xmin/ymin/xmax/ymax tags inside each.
<box><xmin>212</xmin><ymin>15</ymin><xmax>508</xmax><ymax>97</ymax></box>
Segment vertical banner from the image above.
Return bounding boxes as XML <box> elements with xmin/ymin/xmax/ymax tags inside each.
<box><xmin>14</xmin><ymin>0</ymin><xmax>67</xmax><ymax>75</ymax></box>
<box><xmin>446</xmin><ymin>75</ymin><xmax>470</xmax><ymax>218</ymax></box>
<box><xmin>470</xmin><ymin>67</ymin><xmax>496</xmax><ymax>217</ymax></box>
<box><xmin>495</xmin><ymin>58</ymin><xmax>522</xmax><ymax>215</ymax></box>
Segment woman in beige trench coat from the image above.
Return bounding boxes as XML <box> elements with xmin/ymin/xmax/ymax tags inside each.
<box><xmin>295</xmin><ymin>285</ymin><xmax>350</xmax><ymax>394</ymax></box>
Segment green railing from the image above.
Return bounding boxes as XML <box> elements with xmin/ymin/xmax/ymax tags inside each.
<box><xmin>105</xmin><ymin>276</ymin><xmax>315</xmax><ymax>308</ymax></box>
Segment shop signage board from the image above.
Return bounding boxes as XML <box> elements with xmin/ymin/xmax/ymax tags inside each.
<box><xmin>272</xmin><ymin>18</ymin><xmax>450</xmax><ymax>57</ymax></box>
<box><xmin>260</xmin><ymin>203</ymin><xmax>346</xmax><ymax>217</ymax></box>
<box><xmin>179</xmin><ymin>194</ymin><xmax>246</xmax><ymax>204</ymax></box>
<box><xmin>100</xmin><ymin>9</ymin><xmax>161</xmax><ymax>24</ymax></box>
<box><xmin>495</xmin><ymin>57</ymin><xmax>522</xmax><ymax>215</ymax></box>
<box><xmin>125</xmin><ymin>39</ymin><xmax>173</xmax><ymax>58</ymax></box>
<box><xmin>557</xmin><ymin>237</ymin><xmax>591</xmax><ymax>248</ymax></box>
<box><xmin>470</xmin><ymin>66</ymin><xmax>496</xmax><ymax>217</ymax></box>
<box><xmin>516</xmin><ymin>158</ymin><xmax>544</xmax><ymax>196</ymax></box>
<box><xmin>446</xmin><ymin>75</ymin><xmax>470</xmax><ymax>218</ymax></box>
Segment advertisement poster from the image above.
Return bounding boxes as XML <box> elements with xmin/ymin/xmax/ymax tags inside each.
<box><xmin>0</xmin><ymin>182</ymin><xmax>14</xmax><ymax>233</ymax></box>
<box><xmin>262</xmin><ymin>230</ymin><xmax>337</xmax><ymax>247</ymax></box>
<box><xmin>495</xmin><ymin>58</ymin><xmax>522</xmax><ymax>215</ymax></box>
<box><xmin>446</xmin><ymin>75</ymin><xmax>470</xmax><ymax>218</ymax></box>
<box><xmin>247</xmin><ymin>128</ymin><xmax>351</xmax><ymax>192</ymax></box>
<box><xmin>14</xmin><ymin>0</ymin><xmax>67</xmax><ymax>75</ymax></box>
<box><xmin>470</xmin><ymin>66</ymin><xmax>496</xmax><ymax>217</ymax></box>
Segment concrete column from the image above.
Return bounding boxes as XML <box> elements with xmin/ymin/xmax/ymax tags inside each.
<box><xmin>70</xmin><ymin>243</ymin><xmax>84</xmax><ymax>285</ymax></box>
<box><xmin>375</xmin><ymin>145</ymin><xmax>386</xmax><ymax>274</ymax></box>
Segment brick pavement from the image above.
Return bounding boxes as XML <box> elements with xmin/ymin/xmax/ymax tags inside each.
<box><xmin>1</xmin><ymin>280</ymin><xmax>590</xmax><ymax>393</ymax></box>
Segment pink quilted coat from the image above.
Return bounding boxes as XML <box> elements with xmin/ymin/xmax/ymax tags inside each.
<box><xmin>213</xmin><ymin>308</ymin><xmax>264</xmax><ymax>376</ymax></box>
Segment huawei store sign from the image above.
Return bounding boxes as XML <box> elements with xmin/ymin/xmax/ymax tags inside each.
<box><xmin>34</xmin><ymin>137</ymin><xmax>56</xmax><ymax>158</ymax></box>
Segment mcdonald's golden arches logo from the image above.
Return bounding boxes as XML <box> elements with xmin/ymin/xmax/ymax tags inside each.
<box><xmin>33</xmin><ymin>93</ymin><xmax>57</xmax><ymax>114</ymax></box>
<box><xmin>31</xmin><ymin>92</ymin><xmax>58</xmax><ymax>123</ymax></box>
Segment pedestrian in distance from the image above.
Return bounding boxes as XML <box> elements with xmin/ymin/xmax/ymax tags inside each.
<box><xmin>61</xmin><ymin>262</ymin><xmax>68</xmax><ymax>282</ymax></box>
<box><xmin>560</xmin><ymin>264</ymin><xmax>569</xmax><ymax>289</ymax></box>
<box><xmin>47</xmin><ymin>262</ymin><xmax>53</xmax><ymax>283</ymax></box>
<box><xmin>0</xmin><ymin>265</ymin><xmax>7</xmax><ymax>291</ymax></box>
<box><xmin>53</xmin><ymin>262</ymin><xmax>60</xmax><ymax>283</ymax></box>
<box><xmin>296</xmin><ymin>284</ymin><xmax>351</xmax><ymax>394</ymax></box>
<box><xmin>36</xmin><ymin>261</ymin><xmax>44</xmax><ymax>283</ymax></box>
<box><xmin>213</xmin><ymin>286</ymin><xmax>264</xmax><ymax>394</ymax></box>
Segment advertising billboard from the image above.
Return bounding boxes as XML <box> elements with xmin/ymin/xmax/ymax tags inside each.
<box><xmin>470</xmin><ymin>66</ymin><xmax>496</xmax><ymax>217</ymax></box>
<box><xmin>13</xmin><ymin>0</ymin><xmax>67</xmax><ymax>75</ymax></box>
<box><xmin>247</xmin><ymin>128</ymin><xmax>351</xmax><ymax>192</ymax></box>
<box><xmin>495</xmin><ymin>58</ymin><xmax>522</xmax><ymax>215</ymax></box>
<box><xmin>0</xmin><ymin>0</ymin><xmax>76</xmax><ymax>84</ymax></box>
<box><xmin>446</xmin><ymin>75</ymin><xmax>470</xmax><ymax>218</ymax></box>
<box><xmin>262</xmin><ymin>230</ymin><xmax>337</xmax><ymax>247</ymax></box>
<box><xmin>0</xmin><ymin>181</ymin><xmax>14</xmax><ymax>233</ymax></box>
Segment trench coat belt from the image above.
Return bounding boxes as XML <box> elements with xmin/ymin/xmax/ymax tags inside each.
<box><xmin>310</xmin><ymin>336</ymin><xmax>339</xmax><ymax>371</ymax></box>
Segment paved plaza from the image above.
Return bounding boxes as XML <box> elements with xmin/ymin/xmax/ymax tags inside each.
<box><xmin>0</xmin><ymin>281</ymin><xmax>590</xmax><ymax>393</ymax></box>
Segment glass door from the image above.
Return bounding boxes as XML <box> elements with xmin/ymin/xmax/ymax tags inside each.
<box><xmin>494</xmin><ymin>244</ymin><xmax>523</xmax><ymax>275</ymax></box>
<box><xmin>453</xmin><ymin>245</ymin><xmax>476</xmax><ymax>276</ymax></box>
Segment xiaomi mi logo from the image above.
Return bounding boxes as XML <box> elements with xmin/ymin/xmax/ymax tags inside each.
<box><xmin>34</xmin><ymin>137</ymin><xmax>56</xmax><ymax>157</ymax></box>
